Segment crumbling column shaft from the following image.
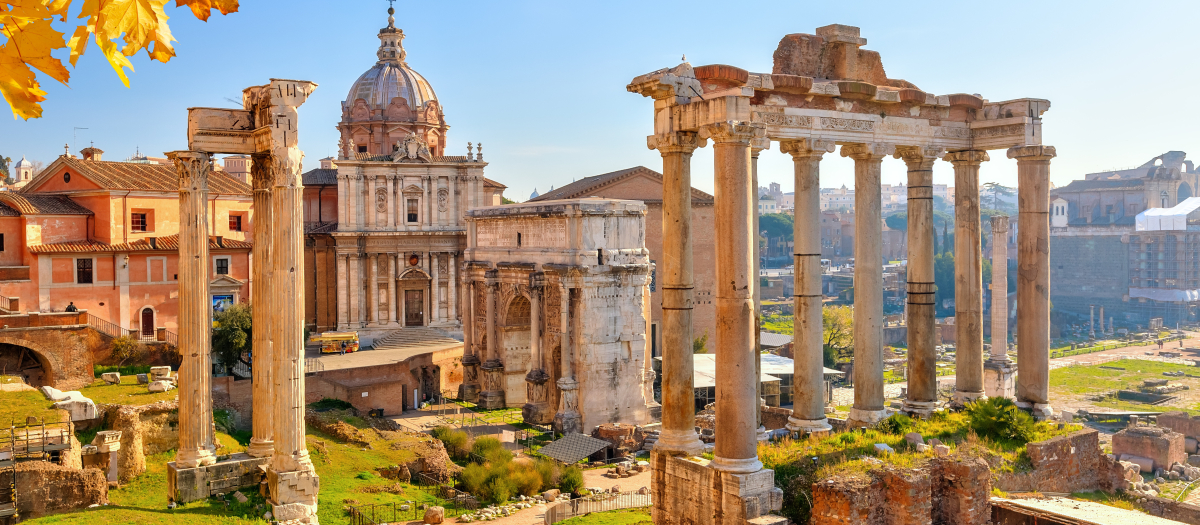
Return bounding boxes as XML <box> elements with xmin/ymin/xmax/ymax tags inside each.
<box><xmin>782</xmin><ymin>139</ymin><xmax>834</xmax><ymax>432</ymax></box>
<box><xmin>897</xmin><ymin>147</ymin><xmax>941</xmax><ymax>416</ymax></box>
<box><xmin>843</xmin><ymin>143</ymin><xmax>892</xmax><ymax>425</ymax></box>
<box><xmin>651</xmin><ymin>131</ymin><xmax>704</xmax><ymax>455</ymax></box>
<box><xmin>946</xmin><ymin>150</ymin><xmax>989</xmax><ymax>405</ymax></box>
<box><xmin>1010</xmin><ymin>145</ymin><xmax>1056</xmax><ymax>418</ymax></box>
<box><xmin>169</xmin><ymin>150</ymin><xmax>216</xmax><ymax>469</ymax></box>
<box><xmin>701</xmin><ymin>121</ymin><xmax>764</xmax><ymax>473</ymax></box>
<box><xmin>248</xmin><ymin>154</ymin><xmax>274</xmax><ymax>459</ymax></box>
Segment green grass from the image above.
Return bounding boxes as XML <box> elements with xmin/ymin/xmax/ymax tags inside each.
<box><xmin>761</xmin><ymin>313</ymin><xmax>794</xmax><ymax>336</ymax></box>
<box><xmin>1070</xmin><ymin>490</ymin><xmax>1144</xmax><ymax>512</ymax></box>
<box><xmin>80</xmin><ymin>376</ymin><xmax>179</xmax><ymax>406</ymax></box>
<box><xmin>0</xmin><ymin>389</ymin><xmax>64</xmax><ymax>425</ymax></box>
<box><xmin>94</xmin><ymin>365</ymin><xmax>153</xmax><ymax>377</ymax></box>
<box><xmin>558</xmin><ymin>507</ymin><xmax>653</xmax><ymax>525</ymax></box>
<box><xmin>1049</xmin><ymin>359</ymin><xmax>1199</xmax><ymax>396</ymax></box>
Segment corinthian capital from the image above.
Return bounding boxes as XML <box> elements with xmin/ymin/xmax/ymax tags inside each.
<box><xmin>647</xmin><ymin>131</ymin><xmax>706</xmax><ymax>154</ymax></box>
<box><xmin>167</xmin><ymin>151</ymin><xmax>212</xmax><ymax>192</ymax></box>
<box><xmin>1007</xmin><ymin>145</ymin><xmax>1056</xmax><ymax>161</ymax></box>
<box><xmin>272</xmin><ymin>150</ymin><xmax>305</xmax><ymax>188</ymax></box>
<box><xmin>894</xmin><ymin>145</ymin><xmax>945</xmax><ymax>171</ymax></box>
<box><xmin>251</xmin><ymin>154</ymin><xmax>273</xmax><ymax>191</ymax></box>
<box><xmin>779</xmin><ymin>138</ymin><xmax>836</xmax><ymax>160</ymax></box>
<box><xmin>698</xmin><ymin>121</ymin><xmax>765</xmax><ymax>145</ymax></box>
<box><xmin>840</xmin><ymin>142</ymin><xmax>895</xmax><ymax>160</ymax></box>
<box><xmin>943</xmin><ymin>149</ymin><xmax>990</xmax><ymax>166</ymax></box>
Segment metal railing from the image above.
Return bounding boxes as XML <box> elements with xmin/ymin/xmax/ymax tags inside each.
<box><xmin>348</xmin><ymin>473</ymin><xmax>478</xmax><ymax>525</ymax></box>
<box><xmin>86</xmin><ymin>313</ymin><xmax>178</xmax><ymax>346</ymax></box>
<box><xmin>543</xmin><ymin>491</ymin><xmax>652</xmax><ymax>524</ymax></box>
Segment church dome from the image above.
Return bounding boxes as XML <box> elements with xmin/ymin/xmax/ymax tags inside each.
<box><xmin>14</xmin><ymin>156</ymin><xmax>30</xmax><ymax>169</ymax></box>
<box><xmin>344</xmin><ymin>9</ymin><xmax>437</xmax><ymax>112</ymax></box>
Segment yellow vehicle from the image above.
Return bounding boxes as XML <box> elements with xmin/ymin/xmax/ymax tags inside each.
<box><xmin>314</xmin><ymin>331</ymin><xmax>359</xmax><ymax>354</ymax></box>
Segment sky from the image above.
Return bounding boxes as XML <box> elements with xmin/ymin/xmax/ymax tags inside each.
<box><xmin>3</xmin><ymin>0</ymin><xmax>1200</xmax><ymax>202</ymax></box>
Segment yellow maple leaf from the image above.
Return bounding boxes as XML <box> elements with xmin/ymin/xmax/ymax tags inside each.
<box><xmin>0</xmin><ymin>6</ymin><xmax>70</xmax><ymax>84</ymax></box>
<box><xmin>175</xmin><ymin>0</ymin><xmax>236</xmax><ymax>22</ymax></box>
<box><xmin>98</xmin><ymin>0</ymin><xmax>167</xmax><ymax>58</ymax></box>
<box><xmin>0</xmin><ymin>51</ymin><xmax>47</xmax><ymax>119</ymax></box>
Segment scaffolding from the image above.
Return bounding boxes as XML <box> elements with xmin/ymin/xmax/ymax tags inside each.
<box><xmin>0</xmin><ymin>417</ymin><xmax>73</xmax><ymax>523</ymax></box>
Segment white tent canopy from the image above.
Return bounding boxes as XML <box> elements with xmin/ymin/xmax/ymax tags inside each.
<box><xmin>1136</xmin><ymin>197</ymin><xmax>1200</xmax><ymax>231</ymax></box>
<box><xmin>656</xmin><ymin>353</ymin><xmax>843</xmax><ymax>389</ymax></box>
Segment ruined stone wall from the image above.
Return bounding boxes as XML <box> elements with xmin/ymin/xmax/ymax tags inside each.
<box><xmin>995</xmin><ymin>429</ymin><xmax>1126</xmax><ymax>494</ymax></box>
<box><xmin>14</xmin><ymin>461</ymin><xmax>108</xmax><ymax>519</ymax></box>
<box><xmin>1141</xmin><ymin>495</ymin><xmax>1200</xmax><ymax>524</ymax></box>
<box><xmin>1113</xmin><ymin>426</ymin><xmax>1186</xmax><ymax>472</ymax></box>
<box><xmin>0</xmin><ymin>326</ymin><xmax>98</xmax><ymax>390</ymax></box>
<box><xmin>882</xmin><ymin>468</ymin><xmax>931</xmax><ymax>525</ymax></box>
<box><xmin>761</xmin><ymin>406</ymin><xmax>792</xmax><ymax>431</ymax></box>
<box><xmin>811</xmin><ymin>455</ymin><xmax>991</xmax><ymax>525</ymax></box>
<box><xmin>104</xmin><ymin>400</ymin><xmax>178</xmax><ymax>482</ymax></box>
<box><xmin>812</xmin><ymin>475</ymin><xmax>884</xmax><ymax>524</ymax></box>
<box><xmin>1158</xmin><ymin>412</ymin><xmax>1200</xmax><ymax>440</ymax></box>
<box><xmin>931</xmin><ymin>456</ymin><xmax>991</xmax><ymax>525</ymax></box>
<box><xmin>650</xmin><ymin>450</ymin><xmax>782</xmax><ymax>525</ymax></box>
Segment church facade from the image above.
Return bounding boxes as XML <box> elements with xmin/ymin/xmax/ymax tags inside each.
<box><xmin>303</xmin><ymin>12</ymin><xmax>506</xmax><ymax>339</ymax></box>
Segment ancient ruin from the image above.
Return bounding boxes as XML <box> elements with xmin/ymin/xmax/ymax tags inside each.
<box><xmin>167</xmin><ymin>78</ymin><xmax>321</xmax><ymax>523</ymax></box>
<box><xmin>460</xmin><ymin>199</ymin><xmax>656</xmax><ymax>433</ymax></box>
<box><xmin>629</xmin><ymin>23</ymin><xmax>1054</xmax><ymax>524</ymax></box>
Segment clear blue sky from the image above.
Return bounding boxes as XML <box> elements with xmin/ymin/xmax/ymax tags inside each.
<box><xmin>3</xmin><ymin>0</ymin><xmax>1199</xmax><ymax>201</ymax></box>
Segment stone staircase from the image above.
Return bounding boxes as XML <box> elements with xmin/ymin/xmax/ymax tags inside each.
<box><xmin>369</xmin><ymin>327</ymin><xmax>461</xmax><ymax>351</ymax></box>
<box><xmin>641</xmin><ymin>427</ymin><xmax>661</xmax><ymax>451</ymax></box>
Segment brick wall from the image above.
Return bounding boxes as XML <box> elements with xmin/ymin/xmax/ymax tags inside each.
<box><xmin>1158</xmin><ymin>412</ymin><xmax>1200</xmax><ymax>440</ymax></box>
<box><xmin>811</xmin><ymin>454</ymin><xmax>991</xmax><ymax>525</ymax></box>
<box><xmin>931</xmin><ymin>456</ymin><xmax>991</xmax><ymax>525</ymax></box>
<box><xmin>1113</xmin><ymin>426</ymin><xmax>1186</xmax><ymax>472</ymax></box>
<box><xmin>995</xmin><ymin>428</ymin><xmax>1128</xmax><ymax>493</ymax></box>
<box><xmin>1142</xmin><ymin>496</ymin><xmax>1200</xmax><ymax>524</ymax></box>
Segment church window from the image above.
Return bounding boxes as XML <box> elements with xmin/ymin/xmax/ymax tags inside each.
<box><xmin>407</xmin><ymin>199</ymin><xmax>418</xmax><ymax>223</ymax></box>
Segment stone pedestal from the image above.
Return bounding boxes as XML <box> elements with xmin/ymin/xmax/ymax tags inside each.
<box><xmin>168</xmin><ymin>454</ymin><xmax>271</xmax><ymax>504</ymax></box>
<box><xmin>650</xmin><ymin>450</ymin><xmax>783</xmax><ymax>525</ymax></box>
<box><xmin>522</xmin><ymin>369</ymin><xmax>553</xmax><ymax>424</ymax></box>
<box><xmin>984</xmin><ymin>360</ymin><xmax>1015</xmax><ymax>399</ymax></box>
<box><xmin>460</xmin><ymin>353</ymin><xmax>481</xmax><ymax>403</ymax></box>
<box><xmin>553</xmin><ymin>377</ymin><xmax>582</xmax><ymax>435</ymax></box>
<box><xmin>479</xmin><ymin>360</ymin><xmax>506</xmax><ymax>409</ymax></box>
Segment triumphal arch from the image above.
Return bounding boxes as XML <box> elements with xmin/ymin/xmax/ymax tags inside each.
<box><xmin>630</xmin><ymin>24</ymin><xmax>1054</xmax><ymax>524</ymax></box>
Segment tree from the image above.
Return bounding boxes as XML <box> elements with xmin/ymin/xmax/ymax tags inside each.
<box><xmin>982</xmin><ymin>182</ymin><xmax>1016</xmax><ymax>212</ymax></box>
<box><xmin>212</xmin><ymin>302</ymin><xmax>251</xmax><ymax>372</ymax></box>
<box><xmin>0</xmin><ymin>0</ymin><xmax>240</xmax><ymax>120</ymax></box>
<box><xmin>0</xmin><ymin>155</ymin><xmax>10</xmax><ymax>184</ymax></box>
<box><xmin>934</xmin><ymin>251</ymin><xmax>954</xmax><ymax>312</ymax></box>
<box><xmin>822</xmin><ymin>305</ymin><xmax>853</xmax><ymax>363</ymax></box>
<box><xmin>884</xmin><ymin>211</ymin><xmax>907</xmax><ymax>231</ymax></box>
<box><xmin>760</xmin><ymin>213</ymin><xmax>793</xmax><ymax>258</ymax></box>
<box><xmin>693</xmin><ymin>331</ymin><xmax>709</xmax><ymax>354</ymax></box>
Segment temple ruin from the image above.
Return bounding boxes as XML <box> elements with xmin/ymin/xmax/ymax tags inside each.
<box><xmin>628</xmin><ymin>24</ymin><xmax>1054</xmax><ymax>524</ymax></box>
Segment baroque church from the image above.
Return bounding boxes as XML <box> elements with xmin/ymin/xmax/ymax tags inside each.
<box><xmin>302</xmin><ymin>9</ymin><xmax>507</xmax><ymax>340</ymax></box>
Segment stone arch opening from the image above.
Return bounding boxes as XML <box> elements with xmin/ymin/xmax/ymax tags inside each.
<box><xmin>502</xmin><ymin>295</ymin><xmax>532</xmax><ymax>404</ymax></box>
<box><xmin>0</xmin><ymin>342</ymin><xmax>52</xmax><ymax>388</ymax></box>
<box><xmin>1180</xmin><ymin>182</ymin><xmax>1193</xmax><ymax>202</ymax></box>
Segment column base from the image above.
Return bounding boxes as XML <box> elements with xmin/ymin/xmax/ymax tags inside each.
<box><xmin>654</xmin><ymin>428</ymin><xmax>705</xmax><ymax>456</ymax></box>
<box><xmin>522</xmin><ymin>401</ymin><xmax>553</xmax><ymax>425</ymax></box>
<box><xmin>651</xmin><ymin>450</ymin><xmax>782</xmax><ymax>525</ymax></box>
<box><xmin>952</xmin><ymin>390</ymin><xmax>986</xmax><ymax>407</ymax></box>
<box><xmin>983</xmin><ymin>360</ymin><xmax>1016</xmax><ymax>399</ymax></box>
<box><xmin>459</xmin><ymin>382</ymin><xmax>480</xmax><ymax>403</ymax></box>
<box><xmin>785</xmin><ymin>416</ymin><xmax>833</xmax><ymax>436</ymax></box>
<box><xmin>247</xmin><ymin>438</ymin><xmax>274</xmax><ymax>459</ymax></box>
<box><xmin>1016</xmin><ymin>400</ymin><xmax>1054</xmax><ymax>420</ymax></box>
<box><xmin>268</xmin><ymin>466</ymin><xmax>320</xmax><ymax>525</ymax></box>
<box><xmin>553</xmin><ymin>410</ymin><xmax>582</xmax><ymax>435</ymax></box>
<box><xmin>756</xmin><ymin>425</ymin><xmax>770</xmax><ymax>442</ymax></box>
<box><xmin>167</xmin><ymin>453</ymin><xmax>269</xmax><ymax>504</ymax></box>
<box><xmin>846</xmin><ymin>408</ymin><xmax>889</xmax><ymax>428</ymax></box>
<box><xmin>175</xmin><ymin>446</ymin><xmax>217</xmax><ymax>469</ymax></box>
<box><xmin>479</xmin><ymin>390</ymin><xmax>507</xmax><ymax>410</ymax></box>
<box><xmin>900</xmin><ymin>400</ymin><xmax>939</xmax><ymax>418</ymax></box>
<box><xmin>709</xmin><ymin>455</ymin><xmax>764</xmax><ymax>474</ymax></box>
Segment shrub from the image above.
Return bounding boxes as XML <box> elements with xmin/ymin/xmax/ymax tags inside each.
<box><xmin>878</xmin><ymin>413</ymin><xmax>913</xmax><ymax>435</ymax></box>
<box><xmin>484</xmin><ymin>476</ymin><xmax>516</xmax><ymax>504</ymax></box>
<box><xmin>511</xmin><ymin>466</ymin><xmax>543</xmax><ymax>497</ymax></box>
<box><xmin>534</xmin><ymin>458</ymin><xmax>558</xmax><ymax>489</ymax></box>
<box><xmin>558</xmin><ymin>465</ymin><xmax>584</xmax><ymax>495</ymax></box>
<box><xmin>964</xmin><ymin>397</ymin><xmax>1036</xmax><ymax>443</ymax></box>
<box><xmin>472</xmin><ymin>436</ymin><xmax>507</xmax><ymax>462</ymax></box>
<box><xmin>309</xmin><ymin>398</ymin><xmax>354</xmax><ymax>412</ymax></box>
<box><xmin>110</xmin><ymin>334</ymin><xmax>146</xmax><ymax>366</ymax></box>
<box><xmin>460</xmin><ymin>463</ymin><xmax>489</xmax><ymax>496</ymax></box>
<box><xmin>431</xmin><ymin>426</ymin><xmax>470</xmax><ymax>459</ymax></box>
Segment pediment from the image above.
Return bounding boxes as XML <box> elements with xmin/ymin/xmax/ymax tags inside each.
<box><xmin>398</xmin><ymin>268</ymin><xmax>430</xmax><ymax>280</ymax></box>
<box><xmin>403</xmin><ymin>184</ymin><xmax>424</xmax><ymax>193</ymax></box>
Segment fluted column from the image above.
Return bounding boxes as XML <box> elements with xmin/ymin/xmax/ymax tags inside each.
<box><xmin>554</xmin><ymin>280</ymin><xmax>581</xmax><ymax>434</ymax></box>
<box><xmin>842</xmin><ymin>142</ymin><xmax>894</xmax><ymax>426</ymax></box>
<box><xmin>168</xmin><ymin>150</ymin><xmax>217</xmax><ymax>469</ymax></box>
<box><xmin>991</xmin><ymin>216</ymin><xmax>1011</xmax><ymax>361</ymax></box>
<box><xmin>1010</xmin><ymin>145</ymin><xmax>1057</xmax><ymax>419</ymax></box>
<box><xmin>522</xmin><ymin>274</ymin><xmax>551</xmax><ymax>424</ymax></box>
<box><xmin>896</xmin><ymin>146</ymin><xmax>943</xmax><ymax>417</ymax></box>
<box><xmin>781</xmin><ymin>139</ymin><xmax>835</xmax><ymax>433</ymax></box>
<box><xmin>368</xmin><ymin>254</ymin><xmax>379</xmax><ymax>325</ymax></box>
<box><xmin>699</xmin><ymin>120</ymin><xmax>764</xmax><ymax>474</ymax></box>
<box><xmin>751</xmin><ymin>139</ymin><xmax>768</xmax><ymax>441</ymax></box>
<box><xmin>248</xmin><ymin>153</ymin><xmax>275</xmax><ymax>458</ymax></box>
<box><xmin>945</xmin><ymin>150</ymin><xmax>989</xmax><ymax>406</ymax></box>
<box><xmin>336</xmin><ymin>254</ymin><xmax>349</xmax><ymax>330</ymax></box>
<box><xmin>336</xmin><ymin>174</ymin><xmax>348</xmax><ymax>229</ymax></box>
<box><xmin>387</xmin><ymin>255</ymin><xmax>397</xmax><ymax>325</ymax></box>
<box><xmin>385</xmin><ymin>175</ymin><xmax>396</xmax><ymax>230</ymax></box>
<box><xmin>366</xmin><ymin>174</ymin><xmax>376</xmax><ymax>230</ymax></box>
<box><xmin>349</xmin><ymin>170</ymin><xmax>360</xmax><ymax>230</ymax></box>
<box><xmin>480</xmin><ymin>271</ymin><xmax>505</xmax><ymax>409</ymax></box>
<box><xmin>647</xmin><ymin>130</ymin><xmax>704</xmax><ymax>455</ymax></box>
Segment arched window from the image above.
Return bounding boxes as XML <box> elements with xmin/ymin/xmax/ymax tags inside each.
<box><xmin>1162</xmin><ymin>191</ymin><xmax>1170</xmax><ymax>208</ymax></box>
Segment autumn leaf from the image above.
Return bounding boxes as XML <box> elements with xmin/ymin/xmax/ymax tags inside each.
<box><xmin>0</xmin><ymin>52</ymin><xmax>47</xmax><ymax>119</ymax></box>
<box><xmin>175</xmin><ymin>0</ymin><xmax>236</xmax><ymax>22</ymax></box>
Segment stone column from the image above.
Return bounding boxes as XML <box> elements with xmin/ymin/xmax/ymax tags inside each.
<box><xmin>248</xmin><ymin>153</ymin><xmax>274</xmax><ymax>458</ymax></box>
<box><xmin>984</xmin><ymin>215</ymin><xmax>1015</xmax><ymax>399</ymax></box>
<box><xmin>480</xmin><ymin>271</ymin><xmax>505</xmax><ymax>409</ymax></box>
<box><xmin>1100</xmin><ymin>306</ymin><xmax>1106</xmax><ymax>334</ymax></box>
<box><xmin>387</xmin><ymin>255</ymin><xmax>397</xmax><ymax>325</ymax></box>
<box><xmin>945</xmin><ymin>150</ymin><xmax>989</xmax><ymax>406</ymax></box>
<box><xmin>1089</xmin><ymin>305</ymin><xmax>1095</xmax><ymax>339</ymax></box>
<box><xmin>462</xmin><ymin>278</ymin><xmax>481</xmax><ymax>402</ymax></box>
<box><xmin>450</xmin><ymin>176</ymin><xmax>459</xmax><ymax>228</ymax></box>
<box><xmin>425</xmin><ymin>176</ymin><xmax>434</xmax><ymax>228</ymax></box>
<box><xmin>751</xmin><ymin>140</ymin><xmax>768</xmax><ymax>441</ymax></box>
<box><xmin>347</xmin><ymin>172</ymin><xmax>358</xmax><ymax>230</ymax></box>
<box><xmin>781</xmin><ymin>139</ymin><xmax>835</xmax><ymax>433</ymax></box>
<box><xmin>337</xmin><ymin>175</ymin><xmax>348</xmax><ymax>229</ymax></box>
<box><xmin>842</xmin><ymin>142</ymin><xmax>894</xmax><ymax>426</ymax></box>
<box><xmin>554</xmin><ymin>280</ymin><xmax>581</xmax><ymax>434</ymax></box>
<box><xmin>167</xmin><ymin>150</ymin><xmax>217</xmax><ymax>469</ymax></box>
<box><xmin>647</xmin><ymin>130</ymin><xmax>704</xmax><ymax>455</ymax></box>
<box><xmin>368</xmin><ymin>254</ymin><xmax>379</xmax><ymax>325</ymax></box>
<box><xmin>431</xmin><ymin>253</ymin><xmax>441</xmax><ymax>323</ymax></box>
<box><xmin>1010</xmin><ymin>145</ymin><xmax>1056</xmax><ymax>419</ymax></box>
<box><xmin>522</xmin><ymin>274</ymin><xmax>551</xmax><ymax>424</ymax></box>
<box><xmin>366</xmin><ymin>175</ymin><xmax>377</xmax><ymax>230</ymax></box>
<box><xmin>385</xmin><ymin>175</ymin><xmax>396</xmax><ymax>230</ymax></box>
<box><xmin>699</xmin><ymin>121</ymin><xmax>764</xmax><ymax>474</ymax></box>
<box><xmin>448</xmin><ymin>253</ymin><xmax>458</xmax><ymax>322</ymax></box>
<box><xmin>337</xmin><ymin>254</ymin><xmax>349</xmax><ymax>330</ymax></box>
<box><xmin>348</xmin><ymin>253</ymin><xmax>360</xmax><ymax>327</ymax></box>
<box><xmin>895</xmin><ymin>146</ymin><xmax>942</xmax><ymax>417</ymax></box>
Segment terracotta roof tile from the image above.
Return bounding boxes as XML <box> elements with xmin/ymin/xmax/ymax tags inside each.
<box><xmin>32</xmin><ymin>157</ymin><xmax>251</xmax><ymax>194</ymax></box>
<box><xmin>529</xmin><ymin>166</ymin><xmax>712</xmax><ymax>204</ymax></box>
<box><xmin>0</xmin><ymin>193</ymin><xmax>93</xmax><ymax>215</ymax></box>
<box><xmin>302</xmin><ymin>168</ymin><xmax>338</xmax><ymax>186</ymax></box>
<box><xmin>29</xmin><ymin>234</ymin><xmax>252</xmax><ymax>254</ymax></box>
<box><xmin>0</xmin><ymin>202</ymin><xmax>20</xmax><ymax>217</ymax></box>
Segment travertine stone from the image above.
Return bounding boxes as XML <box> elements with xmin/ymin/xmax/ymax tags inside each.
<box><xmin>522</xmin><ymin>275</ymin><xmax>552</xmax><ymax>424</ymax></box>
<box><xmin>780</xmin><ymin>138</ymin><xmax>835</xmax><ymax>433</ymax></box>
<box><xmin>167</xmin><ymin>150</ymin><xmax>217</xmax><ymax>470</ymax></box>
<box><xmin>650</xmin><ymin>451</ymin><xmax>781</xmax><ymax>525</ymax></box>
<box><xmin>945</xmin><ymin>150</ymin><xmax>989</xmax><ymax>406</ymax></box>
<box><xmin>700</xmin><ymin>120</ymin><xmax>764</xmax><ymax>473</ymax></box>
<box><xmin>842</xmin><ymin>142</ymin><xmax>894</xmax><ymax>426</ymax></box>
<box><xmin>555</xmin><ymin>281</ymin><xmax>581</xmax><ymax>434</ymax></box>
<box><xmin>480</xmin><ymin>274</ymin><xmax>505</xmax><ymax>409</ymax></box>
<box><xmin>985</xmin><ymin>215</ymin><xmax>1016</xmax><ymax>399</ymax></box>
<box><xmin>650</xmin><ymin>130</ymin><xmax>706</xmax><ymax>455</ymax></box>
<box><xmin>1010</xmin><ymin>145</ymin><xmax>1056</xmax><ymax>419</ymax></box>
<box><xmin>248</xmin><ymin>154</ymin><xmax>274</xmax><ymax>459</ymax></box>
<box><xmin>896</xmin><ymin>146</ymin><xmax>943</xmax><ymax>417</ymax></box>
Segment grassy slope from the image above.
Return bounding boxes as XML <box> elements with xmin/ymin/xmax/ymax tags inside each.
<box><xmin>558</xmin><ymin>507</ymin><xmax>652</xmax><ymax>525</ymax></box>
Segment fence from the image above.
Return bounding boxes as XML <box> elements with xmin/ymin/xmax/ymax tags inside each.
<box><xmin>86</xmin><ymin>312</ymin><xmax>179</xmax><ymax>346</ymax></box>
<box><xmin>347</xmin><ymin>473</ymin><xmax>479</xmax><ymax>524</ymax></box>
<box><xmin>543</xmin><ymin>491</ymin><xmax>652</xmax><ymax>524</ymax></box>
<box><xmin>1050</xmin><ymin>334</ymin><xmax>1186</xmax><ymax>359</ymax></box>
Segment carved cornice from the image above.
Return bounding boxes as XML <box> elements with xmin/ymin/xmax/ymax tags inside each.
<box><xmin>167</xmin><ymin>151</ymin><xmax>212</xmax><ymax>192</ymax></box>
<box><xmin>646</xmin><ymin>131</ymin><xmax>705</xmax><ymax>155</ymax></box>
<box><xmin>840</xmin><ymin>142</ymin><xmax>895</xmax><ymax>161</ymax></box>
<box><xmin>779</xmin><ymin>138</ymin><xmax>836</xmax><ymax>160</ymax></box>
<box><xmin>698</xmin><ymin>121</ymin><xmax>765</xmax><ymax>145</ymax></box>
<box><xmin>1007</xmin><ymin>145</ymin><xmax>1056</xmax><ymax>162</ymax></box>
<box><xmin>893</xmin><ymin>145</ymin><xmax>945</xmax><ymax>171</ymax></box>
<box><xmin>942</xmin><ymin>149</ymin><xmax>990</xmax><ymax>166</ymax></box>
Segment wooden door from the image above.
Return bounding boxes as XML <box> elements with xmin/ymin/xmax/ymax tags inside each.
<box><xmin>141</xmin><ymin>308</ymin><xmax>155</xmax><ymax>336</ymax></box>
<box><xmin>405</xmin><ymin>289</ymin><xmax>424</xmax><ymax>326</ymax></box>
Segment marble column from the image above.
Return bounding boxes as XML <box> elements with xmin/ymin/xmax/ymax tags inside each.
<box><xmin>480</xmin><ymin>272</ymin><xmax>505</xmax><ymax>409</ymax></box>
<box><xmin>385</xmin><ymin>175</ymin><xmax>396</xmax><ymax>230</ymax></box>
<box><xmin>699</xmin><ymin>121</ymin><xmax>764</xmax><ymax>474</ymax></box>
<box><xmin>991</xmin><ymin>216</ymin><xmax>1011</xmax><ymax>360</ymax></box>
<box><xmin>522</xmin><ymin>275</ymin><xmax>551</xmax><ymax>424</ymax></box>
<box><xmin>431</xmin><ymin>253</ymin><xmax>441</xmax><ymax>323</ymax></box>
<box><xmin>248</xmin><ymin>153</ymin><xmax>275</xmax><ymax>458</ymax></box>
<box><xmin>780</xmin><ymin>138</ymin><xmax>835</xmax><ymax>433</ymax></box>
<box><xmin>1089</xmin><ymin>305</ymin><xmax>1096</xmax><ymax>339</ymax></box>
<box><xmin>449</xmin><ymin>253</ymin><xmax>458</xmax><ymax>322</ymax></box>
<box><xmin>648</xmin><ymin>130</ymin><xmax>704</xmax><ymax>455</ymax></box>
<box><xmin>462</xmin><ymin>278</ymin><xmax>481</xmax><ymax>402</ymax></box>
<box><xmin>167</xmin><ymin>150</ymin><xmax>216</xmax><ymax>469</ymax></box>
<box><xmin>1010</xmin><ymin>145</ymin><xmax>1056</xmax><ymax>419</ymax></box>
<box><xmin>554</xmin><ymin>280</ymin><xmax>581</xmax><ymax>434</ymax></box>
<box><xmin>337</xmin><ymin>175</ymin><xmax>348</xmax><ymax>228</ymax></box>
<box><xmin>387</xmin><ymin>255</ymin><xmax>397</xmax><ymax>325</ymax></box>
<box><xmin>349</xmin><ymin>254</ymin><xmax>360</xmax><ymax>327</ymax></box>
<box><xmin>896</xmin><ymin>146</ymin><xmax>942</xmax><ymax>417</ymax></box>
<box><xmin>751</xmin><ymin>140</ymin><xmax>768</xmax><ymax>441</ymax></box>
<box><xmin>337</xmin><ymin>254</ymin><xmax>349</xmax><ymax>330</ymax></box>
<box><xmin>842</xmin><ymin>142</ymin><xmax>894</xmax><ymax>426</ymax></box>
<box><xmin>945</xmin><ymin>150</ymin><xmax>989</xmax><ymax>406</ymax></box>
<box><xmin>368</xmin><ymin>254</ymin><xmax>379</xmax><ymax>325</ymax></box>
<box><xmin>1100</xmin><ymin>306</ymin><xmax>1106</xmax><ymax>334</ymax></box>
